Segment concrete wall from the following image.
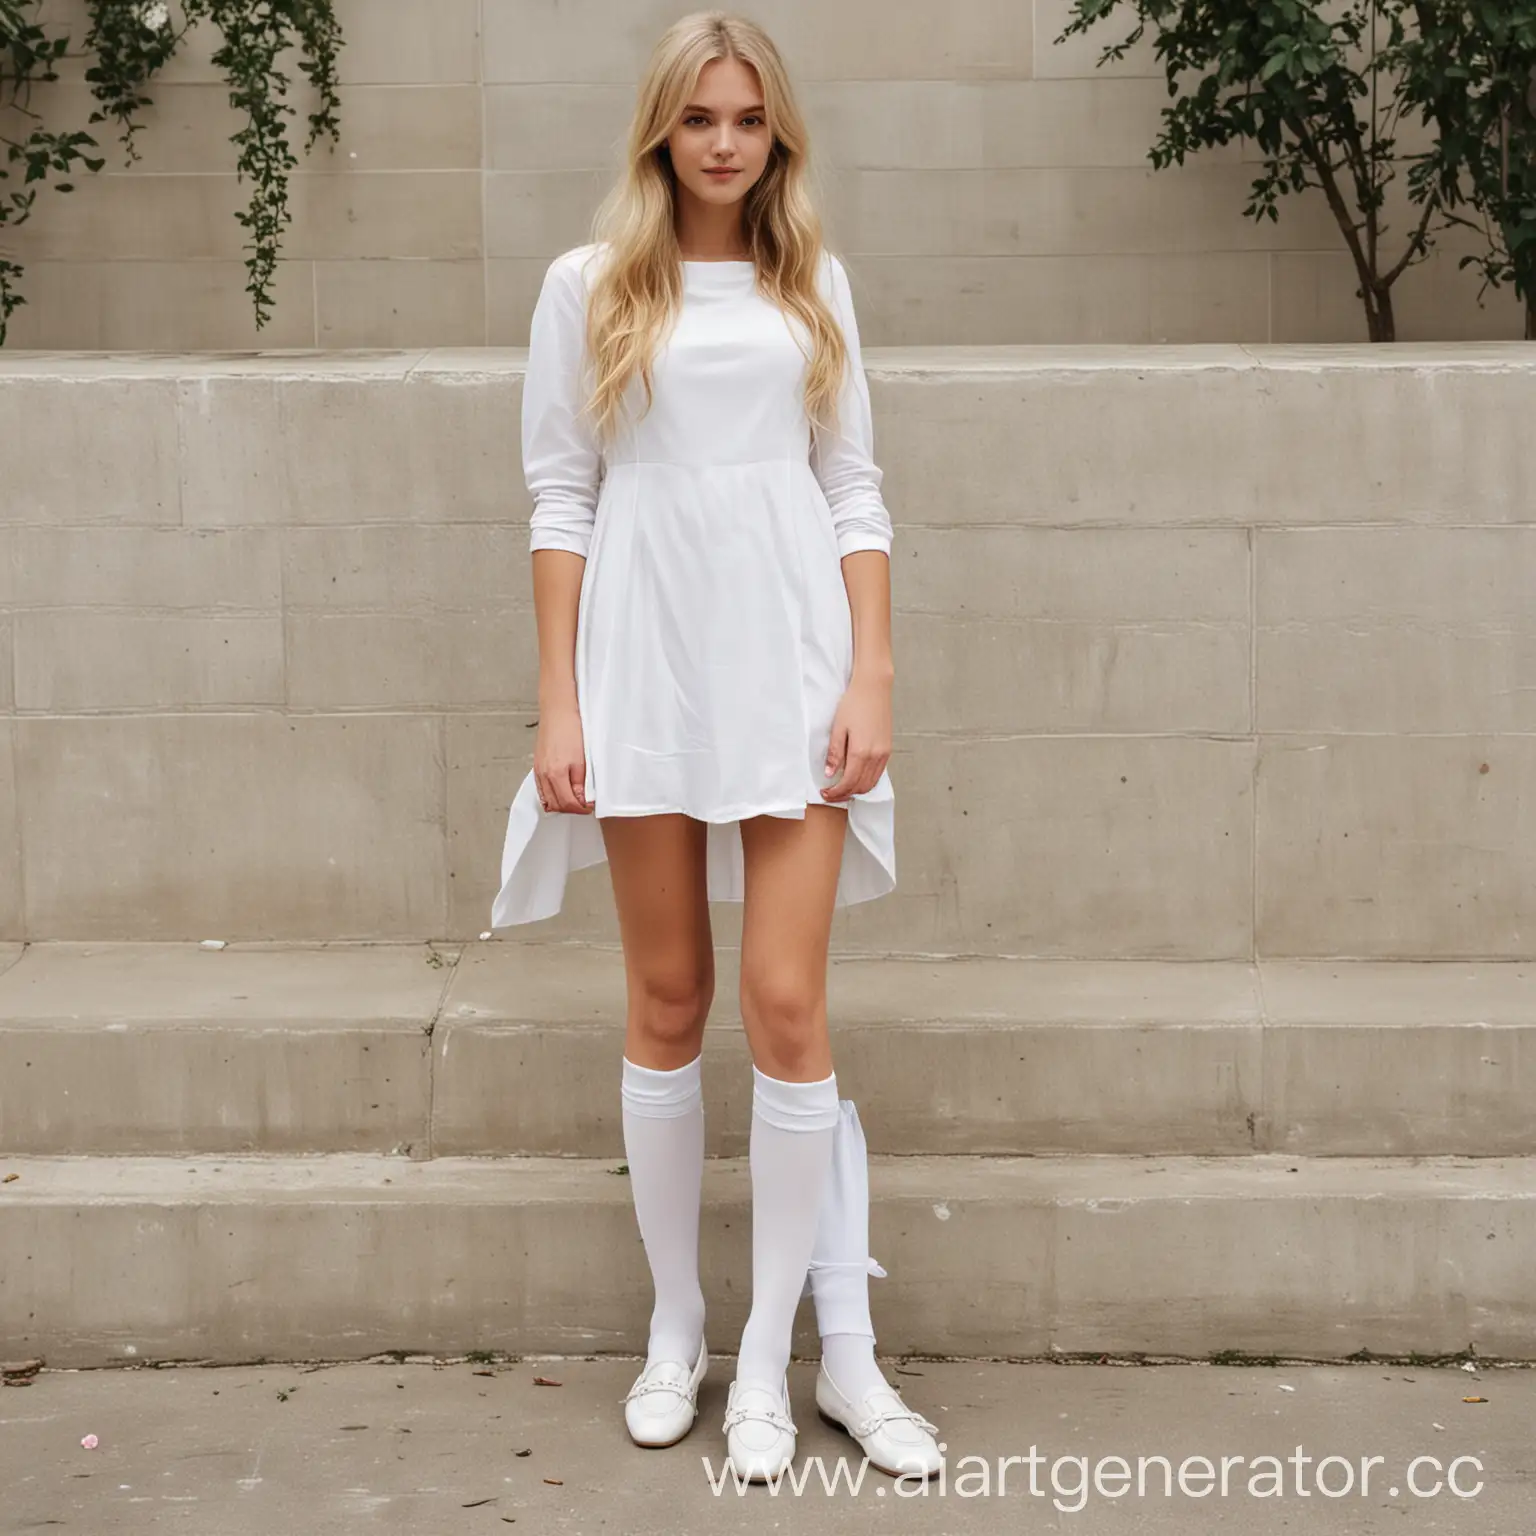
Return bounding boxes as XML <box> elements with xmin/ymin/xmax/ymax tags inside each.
<box><xmin>2</xmin><ymin>0</ymin><xmax>1526</xmax><ymax>349</ymax></box>
<box><xmin>2</xmin><ymin>345</ymin><xmax>1533</xmax><ymax>956</ymax></box>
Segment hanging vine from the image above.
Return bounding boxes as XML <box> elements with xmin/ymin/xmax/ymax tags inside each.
<box><xmin>0</xmin><ymin>0</ymin><xmax>342</xmax><ymax>343</ymax></box>
<box><xmin>1</xmin><ymin>0</ymin><xmax>104</xmax><ymax>340</ymax></box>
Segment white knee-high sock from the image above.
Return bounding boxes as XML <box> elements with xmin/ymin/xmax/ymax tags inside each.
<box><xmin>809</xmin><ymin>1098</ymin><xmax>892</xmax><ymax>1405</ymax></box>
<box><xmin>821</xmin><ymin>1331</ymin><xmax>887</xmax><ymax>1404</ymax></box>
<box><xmin>621</xmin><ymin>1054</ymin><xmax>707</xmax><ymax>1368</ymax></box>
<box><xmin>735</xmin><ymin>1064</ymin><xmax>840</xmax><ymax>1389</ymax></box>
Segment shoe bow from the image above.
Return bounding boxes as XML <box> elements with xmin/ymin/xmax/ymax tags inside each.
<box><xmin>849</xmin><ymin>1394</ymin><xmax>939</xmax><ymax>1441</ymax></box>
<box><xmin>723</xmin><ymin>1386</ymin><xmax>797</xmax><ymax>1437</ymax></box>
<box><xmin>620</xmin><ymin>1362</ymin><xmax>693</xmax><ymax>1406</ymax></box>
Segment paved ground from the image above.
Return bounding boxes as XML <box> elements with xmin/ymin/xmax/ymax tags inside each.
<box><xmin>1</xmin><ymin>1354</ymin><xmax>1531</xmax><ymax>1533</ymax></box>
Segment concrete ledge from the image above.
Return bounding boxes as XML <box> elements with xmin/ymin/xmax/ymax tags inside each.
<box><xmin>2</xmin><ymin>1150</ymin><xmax>1533</xmax><ymax>1366</ymax></box>
<box><xmin>4</xmin><ymin>344</ymin><xmax>1534</xmax><ymax>530</ymax></box>
<box><xmin>4</xmin><ymin>348</ymin><xmax>1536</xmax><ymax>954</ymax></box>
<box><xmin>442</xmin><ymin>945</ymin><xmax>1536</xmax><ymax>1157</ymax></box>
<box><xmin>2</xmin><ymin>941</ymin><xmax>1534</xmax><ymax>1158</ymax></box>
<box><xmin>0</xmin><ymin>943</ymin><xmax>451</xmax><ymax>1155</ymax></box>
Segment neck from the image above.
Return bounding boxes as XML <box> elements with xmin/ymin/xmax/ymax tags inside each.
<box><xmin>674</xmin><ymin>195</ymin><xmax>749</xmax><ymax>261</ymax></box>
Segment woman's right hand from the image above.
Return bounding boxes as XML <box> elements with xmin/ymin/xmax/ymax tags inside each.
<box><xmin>533</xmin><ymin>700</ymin><xmax>595</xmax><ymax>814</ymax></box>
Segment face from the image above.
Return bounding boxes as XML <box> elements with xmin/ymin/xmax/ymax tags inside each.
<box><xmin>664</xmin><ymin>56</ymin><xmax>772</xmax><ymax>208</ymax></box>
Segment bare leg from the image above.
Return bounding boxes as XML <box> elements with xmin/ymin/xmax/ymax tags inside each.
<box><xmin>601</xmin><ymin>812</ymin><xmax>714</xmax><ymax>1069</ymax></box>
<box><xmin>737</xmin><ymin>805</ymin><xmax>847</xmax><ymax>1079</ymax></box>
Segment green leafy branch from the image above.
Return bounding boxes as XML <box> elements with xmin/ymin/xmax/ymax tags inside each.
<box><xmin>0</xmin><ymin>0</ymin><xmax>343</xmax><ymax>344</ymax></box>
<box><xmin>1389</xmin><ymin>2</ymin><xmax>1536</xmax><ymax>338</ymax></box>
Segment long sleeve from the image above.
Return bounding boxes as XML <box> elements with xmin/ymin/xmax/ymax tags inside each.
<box><xmin>810</xmin><ymin>253</ymin><xmax>894</xmax><ymax>560</ymax></box>
<box><xmin>523</xmin><ymin>251</ymin><xmax>603</xmax><ymax>559</ymax></box>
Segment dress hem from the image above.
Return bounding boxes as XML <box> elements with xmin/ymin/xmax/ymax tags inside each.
<box><xmin>488</xmin><ymin>768</ymin><xmax>895</xmax><ymax>929</ymax></box>
<box><xmin>591</xmin><ymin>797</ymin><xmax>851</xmax><ymax>822</ymax></box>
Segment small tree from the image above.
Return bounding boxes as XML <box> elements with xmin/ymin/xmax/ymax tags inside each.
<box><xmin>1390</xmin><ymin>3</ymin><xmax>1536</xmax><ymax>339</ymax></box>
<box><xmin>1058</xmin><ymin>0</ymin><xmax>1440</xmax><ymax>341</ymax></box>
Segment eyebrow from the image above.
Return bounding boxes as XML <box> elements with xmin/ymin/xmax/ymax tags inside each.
<box><xmin>681</xmin><ymin>103</ymin><xmax>766</xmax><ymax>114</ymax></box>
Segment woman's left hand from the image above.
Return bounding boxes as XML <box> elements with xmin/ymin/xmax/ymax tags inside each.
<box><xmin>822</xmin><ymin>670</ymin><xmax>893</xmax><ymax>801</ymax></box>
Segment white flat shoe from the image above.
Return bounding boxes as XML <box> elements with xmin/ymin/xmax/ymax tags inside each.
<box><xmin>621</xmin><ymin>1336</ymin><xmax>708</xmax><ymax>1447</ymax></box>
<box><xmin>815</xmin><ymin>1360</ymin><xmax>943</xmax><ymax>1478</ymax></box>
<box><xmin>722</xmin><ymin>1373</ymin><xmax>797</xmax><ymax>1482</ymax></box>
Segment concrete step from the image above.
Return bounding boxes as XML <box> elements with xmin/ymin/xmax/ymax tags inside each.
<box><xmin>3</xmin><ymin>941</ymin><xmax>1534</xmax><ymax>1158</ymax></box>
<box><xmin>2</xmin><ymin>1150</ymin><xmax>1533</xmax><ymax>1367</ymax></box>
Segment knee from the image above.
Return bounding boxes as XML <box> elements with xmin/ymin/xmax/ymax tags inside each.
<box><xmin>739</xmin><ymin>968</ymin><xmax>824</xmax><ymax>1074</ymax></box>
<box><xmin>630</xmin><ymin>961</ymin><xmax>714</xmax><ymax>1055</ymax></box>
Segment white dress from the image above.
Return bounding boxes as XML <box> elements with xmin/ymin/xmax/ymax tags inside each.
<box><xmin>489</xmin><ymin>243</ymin><xmax>896</xmax><ymax>928</ymax></box>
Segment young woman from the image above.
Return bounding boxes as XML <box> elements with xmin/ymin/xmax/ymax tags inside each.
<box><xmin>489</xmin><ymin>10</ymin><xmax>942</xmax><ymax>1484</ymax></box>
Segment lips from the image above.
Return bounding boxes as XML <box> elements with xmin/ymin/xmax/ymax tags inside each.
<box><xmin>705</xmin><ymin>169</ymin><xmax>740</xmax><ymax>177</ymax></box>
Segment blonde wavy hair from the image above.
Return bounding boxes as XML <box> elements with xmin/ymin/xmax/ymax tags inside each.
<box><xmin>578</xmin><ymin>9</ymin><xmax>850</xmax><ymax>448</ymax></box>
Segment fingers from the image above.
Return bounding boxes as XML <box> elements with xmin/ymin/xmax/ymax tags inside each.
<box><xmin>823</xmin><ymin>727</ymin><xmax>846</xmax><ymax>786</ymax></box>
<box><xmin>821</xmin><ymin>749</ymin><xmax>888</xmax><ymax>802</ymax></box>
<box><xmin>536</xmin><ymin>765</ymin><xmax>594</xmax><ymax>815</ymax></box>
<box><xmin>556</xmin><ymin>762</ymin><xmax>593</xmax><ymax>813</ymax></box>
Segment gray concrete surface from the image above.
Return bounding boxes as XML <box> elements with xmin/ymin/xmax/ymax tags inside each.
<box><xmin>6</xmin><ymin>1149</ymin><xmax>1536</xmax><ymax>1366</ymax></box>
<box><xmin>1</xmin><ymin>1356</ymin><xmax>1530</xmax><ymax>1532</ymax></box>
<box><xmin>7</xmin><ymin>1</ymin><xmax>1528</xmax><ymax>349</ymax></box>
<box><xmin>4</xmin><ymin>349</ymin><xmax>1536</xmax><ymax>955</ymax></box>
<box><xmin>5</xmin><ymin>941</ymin><xmax>1535</xmax><ymax>1158</ymax></box>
